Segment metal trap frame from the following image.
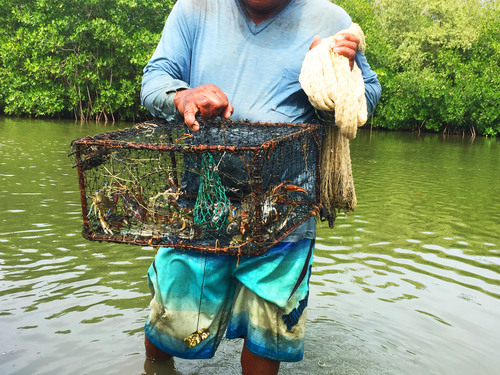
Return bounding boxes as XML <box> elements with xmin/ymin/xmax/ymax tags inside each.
<box><xmin>71</xmin><ymin>119</ymin><xmax>320</xmax><ymax>256</ymax></box>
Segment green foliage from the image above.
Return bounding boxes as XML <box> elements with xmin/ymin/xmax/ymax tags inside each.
<box><xmin>334</xmin><ymin>0</ymin><xmax>500</xmax><ymax>136</ymax></box>
<box><xmin>0</xmin><ymin>0</ymin><xmax>174</xmax><ymax>121</ymax></box>
<box><xmin>1</xmin><ymin>0</ymin><xmax>499</xmax><ymax>135</ymax></box>
<box><xmin>371</xmin><ymin>0</ymin><xmax>500</xmax><ymax>135</ymax></box>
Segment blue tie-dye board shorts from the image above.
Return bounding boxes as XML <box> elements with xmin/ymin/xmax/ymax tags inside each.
<box><xmin>145</xmin><ymin>238</ymin><xmax>315</xmax><ymax>362</ymax></box>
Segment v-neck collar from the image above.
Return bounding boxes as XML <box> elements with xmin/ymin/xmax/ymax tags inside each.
<box><xmin>236</xmin><ymin>0</ymin><xmax>296</xmax><ymax>35</ymax></box>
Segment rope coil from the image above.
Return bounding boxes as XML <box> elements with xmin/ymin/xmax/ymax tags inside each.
<box><xmin>299</xmin><ymin>23</ymin><xmax>368</xmax><ymax>227</ymax></box>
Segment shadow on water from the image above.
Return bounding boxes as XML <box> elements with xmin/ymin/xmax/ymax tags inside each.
<box><xmin>1</xmin><ymin>117</ymin><xmax>499</xmax><ymax>374</ymax></box>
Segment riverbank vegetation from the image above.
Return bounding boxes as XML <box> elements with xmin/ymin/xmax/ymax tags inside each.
<box><xmin>0</xmin><ymin>0</ymin><xmax>498</xmax><ymax>135</ymax></box>
<box><xmin>0</xmin><ymin>0</ymin><xmax>174</xmax><ymax>122</ymax></box>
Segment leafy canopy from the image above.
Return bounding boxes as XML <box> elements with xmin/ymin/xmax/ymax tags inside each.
<box><xmin>0</xmin><ymin>0</ymin><xmax>174</xmax><ymax>121</ymax></box>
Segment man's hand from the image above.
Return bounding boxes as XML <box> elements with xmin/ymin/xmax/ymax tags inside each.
<box><xmin>309</xmin><ymin>33</ymin><xmax>360</xmax><ymax>70</ymax></box>
<box><xmin>173</xmin><ymin>84</ymin><xmax>234</xmax><ymax>131</ymax></box>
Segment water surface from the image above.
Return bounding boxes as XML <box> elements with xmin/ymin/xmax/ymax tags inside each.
<box><xmin>0</xmin><ymin>117</ymin><xmax>499</xmax><ymax>374</ymax></box>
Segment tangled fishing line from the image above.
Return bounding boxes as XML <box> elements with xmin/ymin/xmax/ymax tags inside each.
<box><xmin>299</xmin><ymin>23</ymin><xmax>368</xmax><ymax>227</ymax></box>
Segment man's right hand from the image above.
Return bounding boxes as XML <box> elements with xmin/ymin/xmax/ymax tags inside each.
<box><xmin>309</xmin><ymin>33</ymin><xmax>360</xmax><ymax>70</ymax></box>
<box><xmin>173</xmin><ymin>84</ymin><xmax>234</xmax><ymax>131</ymax></box>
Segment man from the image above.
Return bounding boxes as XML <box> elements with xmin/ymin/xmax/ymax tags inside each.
<box><xmin>141</xmin><ymin>0</ymin><xmax>381</xmax><ymax>374</ymax></box>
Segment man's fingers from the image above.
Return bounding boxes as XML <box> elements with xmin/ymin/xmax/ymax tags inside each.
<box><xmin>330</xmin><ymin>33</ymin><xmax>359</xmax><ymax>67</ymax></box>
<box><xmin>175</xmin><ymin>85</ymin><xmax>233</xmax><ymax>129</ymax></box>
<box><xmin>191</xmin><ymin>121</ymin><xmax>200</xmax><ymax>131</ymax></box>
<box><xmin>309</xmin><ymin>34</ymin><xmax>322</xmax><ymax>50</ymax></box>
<box><xmin>334</xmin><ymin>32</ymin><xmax>360</xmax><ymax>45</ymax></box>
<box><xmin>215</xmin><ymin>92</ymin><xmax>233</xmax><ymax>119</ymax></box>
<box><xmin>222</xmin><ymin>103</ymin><xmax>234</xmax><ymax>119</ymax></box>
<box><xmin>187</xmin><ymin>119</ymin><xmax>200</xmax><ymax>131</ymax></box>
<box><xmin>329</xmin><ymin>33</ymin><xmax>359</xmax><ymax>70</ymax></box>
<box><xmin>331</xmin><ymin>41</ymin><xmax>358</xmax><ymax>53</ymax></box>
<box><xmin>212</xmin><ymin>90</ymin><xmax>231</xmax><ymax>114</ymax></box>
<box><xmin>331</xmin><ymin>46</ymin><xmax>356</xmax><ymax>59</ymax></box>
<box><xmin>198</xmin><ymin>103</ymin><xmax>215</xmax><ymax>120</ymax></box>
<box><xmin>206</xmin><ymin>89</ymin><xmax>232</xmax><ymax>119</ymax></box>
<box><xmin>183</xmin><ymin>105</ymin><xmax>200</xmax><ymax>131</ymax></box>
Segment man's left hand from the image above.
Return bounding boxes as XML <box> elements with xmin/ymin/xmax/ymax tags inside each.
<box><xmin>309</xmin><ymin>33</ymin><xmax>360</xmax><ymax>70</ymax></box>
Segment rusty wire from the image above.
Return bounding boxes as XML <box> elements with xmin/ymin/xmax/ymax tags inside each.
<box><xmin>71</xmin><ymin>119</ymin><xmax>321</xmax><ymax>255</ymax></box>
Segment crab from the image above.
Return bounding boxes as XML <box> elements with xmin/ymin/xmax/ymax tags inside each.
<box><xmin>148</xmin><ymin>176</ymin><xmax>183</xmax><ymax>218</ymax></box>
<box><xmin>226</xmin><ymin>183</ymin><xmax>308</xmax><ymax>244</ymax></box>
<box><xmin>88</xmin><ymin>191</ymin><xmax>115</xmax><ymax>235</ymax></box>
<box><xmin>261</xmin><ymin>183</ymin><xmax>308</xmax><ymax>226</ymax></box>
<box><xmin>121</xmin><ymin>186</ymin><xmax>147</xmax><ymax>223</ymax></box>
<box><xmin>148</xmin><ymin>176</ymin><xmax>200</xmax><ymax>239</ymax></box>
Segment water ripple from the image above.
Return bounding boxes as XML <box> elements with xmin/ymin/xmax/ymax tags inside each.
<box><xmin>1</xmin><ymin>122</ymin><xmax>499</xmax><ymax>374</ymax></box>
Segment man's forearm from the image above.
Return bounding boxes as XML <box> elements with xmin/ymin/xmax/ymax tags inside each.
<box><xmin>149</xmin><ymin>91</ymin><xmax>181</xmax><ymax>121</ymax></box>
<box><xmin>364</xmin><ymin>79</ymin><xmax>382</xmax><ymax>116</ymax></box>
<box><xmin>141</xmin><ymin>73</ymin><xmax>190</xmax><ymax>120</ymax></box>
<box><xmin>355</xmin><ymin>52</ymin><xmax>382</xmax><ymax>116</ymax></box>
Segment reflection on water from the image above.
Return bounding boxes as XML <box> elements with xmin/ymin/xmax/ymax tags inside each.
<box><xmin>1</xmin><ymin>117</ymin><xmax>499</xmax><ymax>374</ymax></box>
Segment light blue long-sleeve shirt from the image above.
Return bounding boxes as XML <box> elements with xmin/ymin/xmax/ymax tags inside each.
<box><xmin>140</xmin><ymin>0</ymin><xmax>381</xmax><ymax>241</ymax></box>
<box><xmin>141</xmin><ymin>0</ymin><xmax>381</xmax><ymax>123</ymax></box>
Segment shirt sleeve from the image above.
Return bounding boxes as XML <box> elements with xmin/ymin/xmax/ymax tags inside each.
<box><xmin>140</xmin><ymin>0</ymin><xmax>194</xmax><ymax>120</ymax></box>
<box><xmin>355</xmin><ymin>51</ymin><xmax>382</xmax><ymax>116</ymax></box>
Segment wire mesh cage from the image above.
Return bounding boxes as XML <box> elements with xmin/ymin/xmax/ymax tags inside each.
<box><xmin>71</xmin><ymin>119</ymin><xmax>320</xmax><ymax>256</ymax></box>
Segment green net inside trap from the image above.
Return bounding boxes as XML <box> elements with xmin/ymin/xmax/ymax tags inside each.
<box><xmin>71</xmin><ymin>119</ymin><xmax>320</xmax><ymax>256</ymax></box>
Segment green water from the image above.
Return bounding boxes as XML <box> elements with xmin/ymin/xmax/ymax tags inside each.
<box><xmin>1</xmin><ymin>117</ymin><xmax>499</xmax><ymax>374</ymax></box>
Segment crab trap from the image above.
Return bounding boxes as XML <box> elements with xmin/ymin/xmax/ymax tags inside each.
<box><xmin>71</xmin><ymin>119</ymin><xmax>320</xmax><ymax>256</ymax></box>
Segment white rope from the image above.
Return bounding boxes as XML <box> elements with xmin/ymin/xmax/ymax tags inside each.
<box><xmin>298</xmin><ymin>23</ymin><xmax>369</xmax><ymax>226</ymax></box>
<box><xmin>299</xmin><ymin>23</ymin><xmax>368</xmax><ymax>140</ymax></box>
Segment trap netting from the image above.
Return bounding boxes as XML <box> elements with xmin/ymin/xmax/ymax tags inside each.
<box><xmin>71</xmin><ymin>119</ymin><xmax>320</xmax><ymax>256</ymax></box>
